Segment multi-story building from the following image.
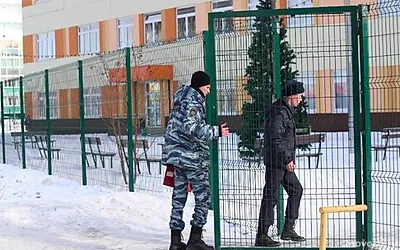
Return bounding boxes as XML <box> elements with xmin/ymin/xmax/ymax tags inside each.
<box><xmin>21</xmin><ymin>0</ymin><xmax>398</xmax><ymax>131</ymax></box>
<box><xmin>1</xmin><ymin>0</ymin><xmax>23</xmax><ymax>122</ymax></box>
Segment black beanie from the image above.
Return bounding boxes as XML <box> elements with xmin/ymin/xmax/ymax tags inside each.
<box><xmin>191</xmin><ymin>71</ymin><xmax>210</xmax><ymax>90</ymax></box>
<box><xmin>281</xmin><ymin>79</ymin><xmax>305</xmax><ymax>97</ymax></box>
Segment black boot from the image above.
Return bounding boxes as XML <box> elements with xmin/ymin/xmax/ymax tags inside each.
<box><xmin>169</xmin><ymin>230</ymin><xmax>187</xmax><ymax>250</ymax></box>
<box><xmin>255</xmin><ymin>225</ymin><xmax>281</xmax><ymax>247</ymax></box>
<box><xmin>187</xmin><ymin>227</ymin><xmax>214</xmax><ymax>250</ymax></box>
<box><xmin>280</xmin><ymin>219</ymin><xmax>306</xmax><ymax>242</ymax></box>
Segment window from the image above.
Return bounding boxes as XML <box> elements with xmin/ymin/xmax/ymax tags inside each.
<box><xmin>297</xmin><ymin>72</ymin><xmax>316</xmax><ymax>113</ymax></box>
<box><xmin>146</xmin><ymin>81</ymin><xmax>161</xmax><ymax>127</ymax></box>
<box><xmin>333</xmin><ymin>70</ymin><xmax>349</xmax><ymax>113</ymax></box>
<box><xmin>117</xmin><ymin>17</ymin><xmax>133</xmax><ymax>48</ymax></box>
<box><xmin>78</xmin><ymin>23</ymin><xmax>99</xmax><ymax>55</ymax></box>
<box><xmin>177</xmin><ymin>7</ymin><xmax>196</xmax><ymax>40</ymax></box>
<box><xmin>84</xmin><ymin>87</ymin><xmax>101</xmax><ymax>118</ymax></box>
<box><xmin>144</xmin><ymin>13</ymin><xmax>162</xmax><ymax>45</ymax></box>
<box><xmin>248</xmin><ymin>0</ymin><xmax>259</xmax><ymax>10</ymax></box>
<box><xmin>4</xmin><ymin>80</ymin><xmax>18</xmax><ymax>88</ymax></box>
<box><xmin>212</xmin><ymin>0</ymin><xmax>234</xmax><ymax>33</ymax></box>
<box><xmin>0</xmin><ymin>22</ymin><xmax>22</xmax><ymax>31</ymax></box>
<box><xmin>287</xmin><ymin>0</ymin><xmax>313</xmax><ymax>27</ymax></box>
<box><xmin>37</xmin><ymin>31</ymin><xmax>55</xmax><ymax>60</ymax></box>
<box><xmin>0</xmin><ymin>48</ymin><xmax>21</xmax><ymax>57</ymax></box>
<box><xmin>6</xmin><ymin>68</ymin><xmax>20</xmax><ymax>75</ymax></box>
<box><xmin>0</xmin><ymin>4</ymin><xmax>21</xmax><ymax>13</ymax></box>
<box><xmin>38</xmin><ymin>92</ymin><xmax>58</xmax><ymax>119</ymax></box>
<box><xmin>6</xmin><ymin>96</ymin><xmax>19</xmax><ymax>106</ymax></box>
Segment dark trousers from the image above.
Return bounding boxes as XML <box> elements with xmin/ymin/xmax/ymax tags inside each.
<box><xmin>257</xmin><ymin>168</ymin><xmax>303</xmax><ymax>234</ymax></box>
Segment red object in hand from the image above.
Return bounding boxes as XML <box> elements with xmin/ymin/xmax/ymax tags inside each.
<box><xmin>163</xmin><ymin>164</ymin><xmax>192</xmax><ymax>192</ymax></box>
<box><xmin>163</xmin><ymin>165</ymin><xmax>175</xmax><ymax>187</ymax></box>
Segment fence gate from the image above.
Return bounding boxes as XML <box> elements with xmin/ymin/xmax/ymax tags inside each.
<box><xmin>206</xmin><ymin>6</ymin><xmax>367</xmax><ymax>250</ymax></box>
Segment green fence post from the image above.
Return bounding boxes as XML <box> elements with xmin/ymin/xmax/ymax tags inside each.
<box><xmin>203</xmin><ymin>30</ymin><xmax>214</xmax><ymax>211</ymax></box>
<box><xmin>78</xmin><ymin>60</ymin><xmax>87</xmax><ymax>185</ymax></box>
<box><xmin>0</xmin><ymin>80</ymin><xmax>5</xmax><ymax>164</ymax></box>
<box><xmin>273</xmin><ymin>17</ymin><xmax>284</xmax><ymax>234</ymax></box>
<box><xmin>44</xmin><ymin>69</ymin><xmax>52</xmax><ymax>175</ymax></box>
<box><xmin>207</xmin><ymin>14</ymin><xmax>221</xmax><ymax>249</ymax></box>
<box><xmin>126</xmin><ymin>47</ymin><xmax>134</xmax><ymax>192</ymax></box>
<box><xmin>359</xmin><ymin>5</ymin><xmax>373</xmax><ymax>247</ymax></box>
<box><xmin>19</xmin><ymin>76</ymin><xmax>26</xmax><ymax>169</ymax></box>
<box><xmin>351</xmin><ymin>9</ymin><xmax>363</xmax><ymax>244</ymax></box>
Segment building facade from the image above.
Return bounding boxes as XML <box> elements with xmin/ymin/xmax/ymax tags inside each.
<box><xmin>21</xmin><ymin>0</ymin><xmax>398</xmax><ymax>131</ymax></box>
<box><xmin>1</xmin><ymin>0</ymin><xmax>23</xmax><ymax>120</ymax></box>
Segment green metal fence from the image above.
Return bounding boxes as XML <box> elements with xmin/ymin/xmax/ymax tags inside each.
<box><xmin>0</xmin><ymin>34</ymin><xmax>205</xmax><ymax>193</ymax></box>
<box><xmin>0</xmin><ymin>2</ymin><xmax>399</xmax><ymax>249</ymax></box>
<box><xmin>364</xmin><ymin>1</ymin><xmax>400</xmax><ymax>249</ymax></box>
<box><xmin>206</xmin><ymin>5</ymin><xmax>368</xmax><ymax>250</ymax></box>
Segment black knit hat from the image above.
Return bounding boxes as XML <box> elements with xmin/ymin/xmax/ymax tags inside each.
<box><xmin>281</xmin><ymin>79</ymin><xmax>305</xmax><ymax>97</ymax></box>
<box><xmin>191</xmin><ymin>71</ymin><xmax>211</xmax><ymax>89</ymax></box>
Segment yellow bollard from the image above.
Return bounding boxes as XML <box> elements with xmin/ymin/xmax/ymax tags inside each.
<box><xmin>319</xmin><ymin>204</ymin><xmax>368</xmax><ymax>250</ymax></box>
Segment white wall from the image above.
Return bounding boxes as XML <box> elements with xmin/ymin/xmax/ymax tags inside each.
<box><xmin>23</xmin><ymin>0</ymin><xmax>207</xmax><ymax>35</ymax></box>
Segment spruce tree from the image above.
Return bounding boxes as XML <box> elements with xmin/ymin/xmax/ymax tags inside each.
<box><xmin>238</xmin><ymin>0</ymin><xmax>309</xmax><ymax>157</ymax></box>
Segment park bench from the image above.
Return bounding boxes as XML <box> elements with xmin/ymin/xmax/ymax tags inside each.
<box><xmin>83</xmin><ymin>137</ymin><xmax>116</xmax><ymax>168</ymax></box>
<box><xmin>36</xmin><ymin>135</ymin><xmax>61</xmax><ymax>159</ymax></box>
<box><xmin>120</xmin><ymin>138</ymin><xmax>162</xmax><ymax>175</ymax></box>
<box><xmin>373</xmin><ymin>127</ymin><xmax>400</xmax><ymax>161</ymax></box>
<box><xmin>254</xmin><ymin>133</ymin><xmax>325</xmax><ymax>169</ymax></box>
<box><xmin>296</xmin><ymin>133</ymin><xmax>325</xmax><ymax>169</ymax></box>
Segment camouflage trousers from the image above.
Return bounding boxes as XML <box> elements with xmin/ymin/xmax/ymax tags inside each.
<box><xmin>169</xmin><ymin>164</ymin><xmax>211</xmax><ymax>231</ymax></box>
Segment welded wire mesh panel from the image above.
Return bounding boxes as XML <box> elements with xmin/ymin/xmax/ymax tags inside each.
<box><xmin>127</xmin><ymin>37</ymin><xmax>205</xmax><ymax>193</ymax></box>
<box><xmin>46</xmin><ymin>63</ymin><xmax>82</xmax><ymax>184</ymax></box>
<box><xmin>212</xmin><ymin>9</ymin><xmax>359</xmax><ymax>248</ymax></box>
<box><xmin>23</xmin><ymin>72</ymin><xmax>48</xmax><ymax>173</ymax></box>
<box><xmin>3</xmin><ymin>77</ymin><xmax>22</xmax><ymax>167</ymax></box>
<box><xmin>81</xmin><ymin>50</ymin><xmax>128</xmax><ymax>190</ymax></box>
<box><xmin>367</xmin><ymin>1</ymin><xmax>400</xmax><ymax>249</ymax></box>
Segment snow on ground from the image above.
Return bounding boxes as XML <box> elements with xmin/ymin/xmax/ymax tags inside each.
<box><xmin>0</xmin><ymin>164</ymin><xmax>215</xmax><ymax>250</ymax></box>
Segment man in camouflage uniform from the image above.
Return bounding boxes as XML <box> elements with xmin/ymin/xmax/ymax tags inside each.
<box><xmin>162</xmin><ymin>71</ymin><xmax>229</xmax><ymax>250</ymax></box>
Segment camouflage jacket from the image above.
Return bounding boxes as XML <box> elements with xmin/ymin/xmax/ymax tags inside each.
<box><xmin>162</xmin><ymin>84</ymin><xmax>220</xmax><ymax>168</ymax></box>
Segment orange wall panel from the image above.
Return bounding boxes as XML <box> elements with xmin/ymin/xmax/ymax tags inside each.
<box><xmin>100</xmin><ymin>19</ymin><xmax>118</xmax><ymax>52</ymax></box>
<box><xmin>196</xmin><ymin>2</ymin><xmax>212</xmax><ymax>34</ymax></box>
<box><xmin>22</xmin><ymin>0</ymin><xmax>33</xmax><ymax>8</ymax></box>
<box><xmin>68</xmin><ymin>26</ymin><xmax>78</xmax><ymax>56</ymax></box>
<box><xmin>109</xmin><ymin>65</ymin><xmax>174</xmax><ymax>83</ymax></box>
<box><xmin>23</xmin><ymin>35</ymin><xmax>35</xmax><ymax>63</ymax></box>
<box><xmin>233</xmin><ymin>0</ymin><xmax>247</xmax><ymax>11</ymax></box>
<box><xmin>350</xmin><ymin>0</ymin><xmax>375</xmax><ymax>4</ymax></box>
<box><xmin>172</xmin><ymin>81</ymin><xmax>179</xmax><ymax>96</ymax></box>
<box><xmin>314</xmin><ymin>0</ymin><xmax>345</xmax><ymax>25</ymax></box>
<box><xmin>101</xmin><ymin>85</ymin><xmax>127</xmax><ymax>118</ymax></box>
<box><xmin>59</xmin><ymin>89</ymin><xmax>69</xmax><ymax>119</ymax></box>
<box><xmin>24</xmin><ymin>92</ymin><xmax>33</xmax><ymax>118</ymax></box>
<box><xmin>316</xmin><ymin>70</ymin><xmax>333</xmax><ymax>113</ymax></box>
<box><xmin>135</xmin><ymin>83</ymin><xmax>146</xmax><ymax>117</ymax></box>
<box><xmin>277</xmin><ymin>0</ymin><xmax>288</xmax><ymax>8</ymax></box>
<box><xmin>55</xmin><ymin>29</ymin><xmax>67</xmax><ymax>58</ymax></box>
<box><xmin>159</xmin><ymin>80</ymin><xmax>170</xmax><ymax>127</ymax></box>
<box><xmin>162</xmin><ymin>8</ymin><xmax>177</xmax><ymax>42</ymax></box>
<box><xmin>70</xmin><ymin>88</ymin><xmax>80</xmax><ymax>119</ymax></box>
<box><xmin>134</xmin><ymin>14</ymin><xmax>144</xmax><ymax>47</ymax></box>
<box><xmin>235</xmin><ymin>76</ymin><xmax>250</xmax><ymax>115</ymax></box>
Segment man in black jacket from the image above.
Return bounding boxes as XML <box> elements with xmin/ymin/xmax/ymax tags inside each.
<box><xmin>255</xmin><ymin>79</ymin><xmax>306</xmax><ymax>247</ymax></box>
